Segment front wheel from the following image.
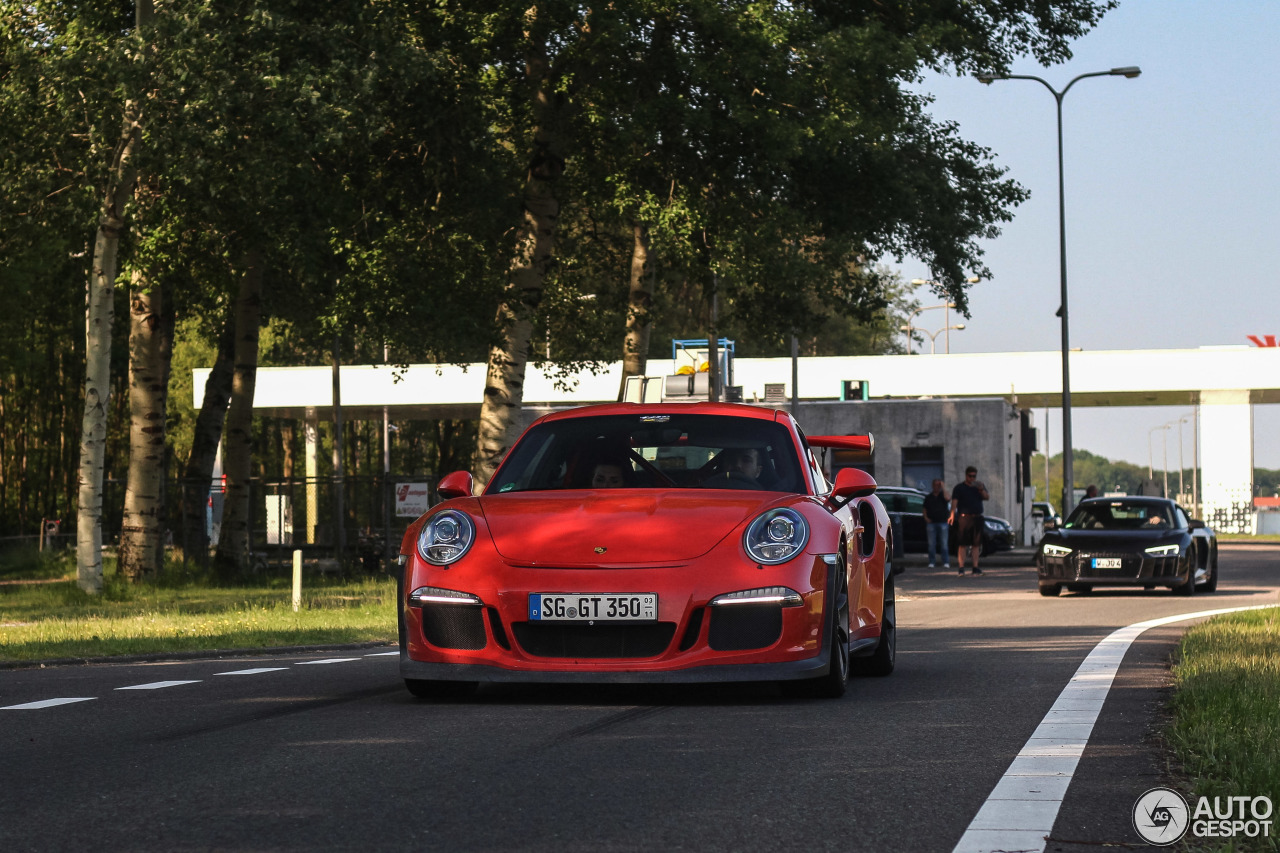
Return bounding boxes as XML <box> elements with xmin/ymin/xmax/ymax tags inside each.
<box><xmin>1199</xmin><ymin>554</ymin><xmax>1219</xmax><ymax>593</ymax></box>
<box><xmin>783</xmin><ymin>558</ymin><xmax>850</xmax><ymax>699</ymax></box>
<box><xmin>1038</xmin><ymin>583</ymin><xmax>1061</xmax><ymax>597</ymax></box>
<box><xmin>852</xmin><ymin>570</ymin><xmax>895</xmax><ymax>677</ymax></box>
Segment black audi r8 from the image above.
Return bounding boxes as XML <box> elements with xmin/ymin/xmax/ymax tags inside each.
<box><xmin>1036</xmin><ymin>497</ymin><xmax>1218</xmax><ymax>596</ymax></box>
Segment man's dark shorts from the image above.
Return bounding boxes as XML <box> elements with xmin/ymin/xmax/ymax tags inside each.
<box><xmin>956</xmin><ymin>514</ymin><xmax>984</xmax><ymax>547</ymax></box>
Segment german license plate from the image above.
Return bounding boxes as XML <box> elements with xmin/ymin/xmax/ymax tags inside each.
<box><xmin>529</xmin><ymin>593</ymin><xmax>657</xmax><ymax>622</ymax></box>
<box><xmin>1092</xmin><ymin>558</ymin><xmax>1122</xmax><ymax>569</ymax></box>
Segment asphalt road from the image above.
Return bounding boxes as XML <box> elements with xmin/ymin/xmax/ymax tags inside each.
<box><xmin>2</xmin><ymin>545</ymin><xmax>1276</xmax><ymax>852</ymax></box>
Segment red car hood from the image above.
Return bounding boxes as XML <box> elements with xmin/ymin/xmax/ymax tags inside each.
<box><xmin>478</xmin><ymin>490</ymin><xmax>781</xmax><ymax>566</ymax></box>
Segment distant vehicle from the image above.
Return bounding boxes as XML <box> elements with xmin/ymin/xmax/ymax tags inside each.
<box><xmin>398</xmin><ymin>402</ymin><xmax>896</xmax><ymax>700</ymax></box>
<box><xmin>1036</xmin><ymin>497</ymin><xmax>1218</xmax><ymax>596</ymax></box>
<box><xmin>1033</xmin><ymin>501</ymin><xmax>1062</xmax><ymax>531</ymax></box>
<box><xmin>876</xmin><ymin>485</ymin><xmax>1013</xmax><ymax>558</ymax></box>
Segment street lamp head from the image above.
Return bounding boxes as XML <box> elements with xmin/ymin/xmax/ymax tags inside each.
<box><xmin>1110</xmin><ymin>66</ymin><xmax>1142</xmax><ymax>78</ymax></box>
<box><xmin>910</xmin><ymin>278</ymin><xmax>928</xmax><ymax>286</ymax></box>
<box><xmin>965</xmin><ymin>276</ymin><xmax>981</xmax><ymax>284</ymax></box>
<box><xmin>953</xmin><ymin>324</ymin><xmax>966</xmax><ymax>331</ymax></box>
<box><xmin>976</xmin><ymin>73</ymin><xmax>1004</xmax><ymax>85</ymax></box>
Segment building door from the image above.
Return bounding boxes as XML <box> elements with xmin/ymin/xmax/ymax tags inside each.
<box><xmin>901</xmin><ymin>447</ymin><xmax>943</xmax><ymax>493</ymax></box>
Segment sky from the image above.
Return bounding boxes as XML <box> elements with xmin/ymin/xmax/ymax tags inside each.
<box><xmin>888</xmin><ymin>0</ymin><xmax>1280</xmax><ymax>469</ymax></box>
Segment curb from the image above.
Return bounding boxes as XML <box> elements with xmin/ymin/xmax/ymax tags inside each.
<box><xmin>0</xmin><ymin>640</ymin><xmax>398</xmax><ymax>672</ymax></box>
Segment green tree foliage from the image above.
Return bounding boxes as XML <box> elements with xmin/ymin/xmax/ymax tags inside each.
<box><xmin>1</xmin><ymin>1</ymin><xmax>1122</xmax><ymax>539</ymax></box>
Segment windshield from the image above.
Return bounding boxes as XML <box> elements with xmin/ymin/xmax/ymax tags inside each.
<box><xmin>488</xmin><ymin>413</ymin><xmax>804</xmax><ymax>494</ymax></box>
<box><xmin>1064</xmin><ymin>501</ymin><xmax>1173</xmax><ymax>530</ymax></box>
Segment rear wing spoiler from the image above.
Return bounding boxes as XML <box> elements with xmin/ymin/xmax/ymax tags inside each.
<box><xmin>807</xmin><ymin>433</ymin><xmax>874</xmax><ymax>454</ymax></box>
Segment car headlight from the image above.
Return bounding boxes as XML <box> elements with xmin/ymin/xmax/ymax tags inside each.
<box><xmin>416</xmin><ymin>509</ymin><xmax>476</xmax><ymax>566</ymax></box>
<box><xmin>985</xmin><ymin>519</ymin><xmax>1010</xmax><ymax>533</ymax></box>
<box><xmin>1144</xmin><ymin>544</ymin><xmax>1181</xmax><ymax>557</ymax></box>
<box><xmin>743</xmin><ymin>508</ymin><xmax>809</xmax><ymax>565</ymax></box>
<box><xmin>1042</xmin><ymin>543</ymin><xmax>1072</xmax><ymax>557</ymax></box>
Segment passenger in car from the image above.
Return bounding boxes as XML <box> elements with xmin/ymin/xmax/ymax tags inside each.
<box><xmin>590</xmin><ymin>461</ymin><xmax>630</xmax><ymax>488</ymax></box>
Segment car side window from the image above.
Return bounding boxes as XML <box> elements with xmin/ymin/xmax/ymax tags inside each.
<box><xmin>794</xmin><ymin>426</ymin><xmax>829</xmax><ymax>496</ymax></box>
<box><xmin>1175</xmin><ymin>506</ymin><xmax>1190</xmax><ymax>528</ymax></box>
<box><xmin>906</xmin><ymin>495</ymin><xmax>925</xmax><ymax>514</ymax></box>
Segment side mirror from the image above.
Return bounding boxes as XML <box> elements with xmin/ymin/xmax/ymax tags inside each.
<box><xmin>1044</xmin><ymin>519</ymin><xmax>1058</xmax><ymax>530</ymax></box>
<box><xmin>831</xmin><ymin>467</ymin><xmax>877</xmax><ymax>501</ymax></box>
<box><xmin>1188</xmin><ymin>518</ymin><xmax>1205</xmax><ymax>530</ymax></box>
<box><xmin>436</xmin><ymin>471</ymin><xmax>475</xmax><ymax>500</ymax></box>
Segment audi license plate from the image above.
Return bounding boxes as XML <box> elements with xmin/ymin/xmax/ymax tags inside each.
<box><xmin>529</xmin><ymin>593</ymin><xmax>657</xmax><ymax>622</ymax></box>
<box><xmin>1092</xmin><ymin>558</ymin><xmax>1122</xmax><ymax>569</ymax></box>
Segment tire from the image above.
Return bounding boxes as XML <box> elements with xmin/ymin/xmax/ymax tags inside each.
<box><xmin>852</xmin><ymin>569</ymin><xmax>895</xmax><ymax>677</ymax></box>
<box><xmin>1038</xmin><ymin>583</ymin><xmax>1061</xmax><ymax>597</ymax></box>
<box><xmin>404</xmin><ymin>678</ymin><xmax>478</xmax><ymax>700</ymax></box>
<box><xmin>1173</xmin><ymin>571</ymin><xmax>1196</xmax><ymax>596</ymax></box>
<box><xmin>784</xmin><ymin>556</ymin><xmax>850</xmax><ymax>698</ymax></box>
<box><xmin>1199</xmin><ymin>552</ymin><xmax>1219</xmax><ymax>593</ymax></box>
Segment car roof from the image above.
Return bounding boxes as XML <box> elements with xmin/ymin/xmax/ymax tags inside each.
<box><xmin>1077</xmin><ymin>496</ymin><xmax>1174</xmax><ymax>507</ymax></box>
<box><xmin>876</xmin><ymin>486</ymin><xmax>925</xmax><ymax>495</ymax></box>
<box><xmin>531</xmin><ymin>402</ymin><xmax>787</xmax><ymax>425</ymax></box>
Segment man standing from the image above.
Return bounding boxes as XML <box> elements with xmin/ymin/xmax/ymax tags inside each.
<box><xmin>922</xmin><ymin>479</ymin><xmax>951</xmax><ymax>570</ymax></box>
<box><xmin>950</xmin><ymin>466</ymin><xmax>990</xmax><ymax>575</ymax></box>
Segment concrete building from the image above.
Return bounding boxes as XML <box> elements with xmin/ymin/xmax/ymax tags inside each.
<box><xmin>197</xmin><ymin>344</ymin><xmax>1279</xmax><ymax>535</ymax></box>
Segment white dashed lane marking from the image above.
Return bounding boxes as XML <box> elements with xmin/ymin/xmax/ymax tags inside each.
<box><xmin>953</xmin><ymin>604</ymin><xmax>1277</xmax><ymax>853</ymax></box>
<box><xmin>295</xmin><ymin>658</ymin><xmax>360</xmax><ymax>665</ymax></box>
<box><xmin>2</xmin><ymin>697</ymin><xmax>96</xmax><ymax>710</ymax></box>
<box><xmin>2</xmin><ymin>652</ymin><xmax>399</xmax><ymax>710</ymax></box>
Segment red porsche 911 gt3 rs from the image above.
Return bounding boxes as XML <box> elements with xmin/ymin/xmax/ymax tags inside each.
<box><xmin>397</xmin><ymin>402</ymin><xmax>896</xmax><ymax>699</ymax></box>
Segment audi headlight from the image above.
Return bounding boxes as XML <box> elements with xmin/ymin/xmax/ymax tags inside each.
<box><xmin>1144</xmin><ymin>544</ymin><xmax>1181</xmax><ymax>557</ymax></box>
<box><xmin>417</xmin><ymin>509</ymin><xmax>476</xmax><ymax>566</ymax></box>
<box><xmin>744</xmin><ymin>508</ymin><xmax>809</xmax><ymax>565</ymax></box>
<box><xmin>1042</xmin><ymin>543</ymin><xmax>1073</xmax><ymax>557</ymax></box>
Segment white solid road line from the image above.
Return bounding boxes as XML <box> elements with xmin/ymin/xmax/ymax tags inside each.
<box><xmin>295</xmin><ymin>658</ymin><xmax>360</xmax><ymax>665</ymax></box>
<box><xmin>953</xmin><ymin>604</ymin><xmax>1277</xmax><ymax>853</ymax></box>
<box><xmin>214</xmin><ymin>667</ymin><xmax>290</xmax><ymax>676</ymax></box>
<box><xmin>2</xmin><ymin>697</ymin><xmax>96</xmax><ymax>710</ymax></box>
<box><xmin>115</xmin><ymin>680</ymin><xmax>202</xmax><ymax>690</ymax></box>
<box><xmin>365</xmin><ymin>650</ymin><xmax>400</xmax><ymax>656</ymax></box>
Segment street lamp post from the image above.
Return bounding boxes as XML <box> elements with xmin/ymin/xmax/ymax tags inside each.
<box><xmin>977</xmin><ymin>66</ymin><xmax>1140</xmax><ymax>515</ymax></box>
<box><xmin>910</xmin><ymin>277</ymin><xmax>979</xmax><ymax>354</ymax></box>
<box><xmin>1148</xmin><ymin>423</ymin><xmax>1168</xmax><ymax>484</ymax></box>
<box><xmin>900</xmin><ymin>302</ymin><xmax>952</xmax><ymax>355</ymax></box>
<box><xmin>915</xmin><ymin>324</ymin><xmax>967</xmax><ymax>354</ymax></box>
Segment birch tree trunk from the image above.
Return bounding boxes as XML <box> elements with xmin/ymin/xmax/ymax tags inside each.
<box><xmin>474</xmin><ymin>27</ymin><xmax>563</xmax><ymax>490</ymax></box>
<box><xmin>76</xmin><ymin>103</ymin><xmax>142</xmax><ymax>593</ymax></box>
<box><xmin>617</xmin><ymin>222</ymin><xmax>653</xmax><ymax>398</ymax></box>
<box><xmin>214</xmin><ymin>251</ymin><xmax>264</xmax><ymax>578</ymax></box>
<box><xmin>119</xmin><ymin>271</ymin><xmax>172</xmax><ymax>580</ymax></box>
<box><xmin>180</xmin><ymin>315</ymin><xmax>235</xmax><ymax>564</ymax></box>
<box><xmin>76</xmin><ymin>0</ymin><xmax>154</xmax><ymax>593</ymax></box>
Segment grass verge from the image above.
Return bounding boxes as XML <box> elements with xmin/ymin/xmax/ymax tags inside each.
<box><xmin>1169</xmin><ymin>607</ymin><xmax>1280</xmax><ymax>851</ymax></box>
<box><xmin>0</xmin><ymin>553</ymin><xmax>396</xmax><ymax>663</ymax></box>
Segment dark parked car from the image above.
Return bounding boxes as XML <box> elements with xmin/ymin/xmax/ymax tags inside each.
<box><xmin>1036</xmin><ymin>497</ymin><xmax>1218</xmax><ymax>596</ymax></box>
<box><xmin>1033</xmin><ymin>501</ymin><xmax>1062</xmax><ymax>531</ymax></box>
<box><xmin>877</xmin><ymin>485</ymin><xmax>1014</xmax><ymax>558</ymax></box>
